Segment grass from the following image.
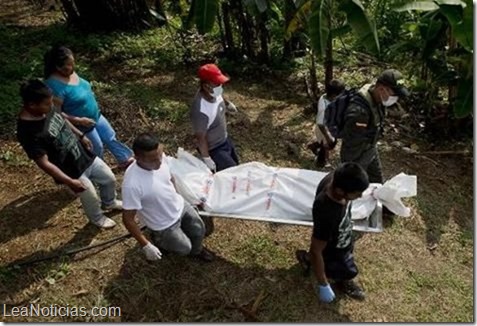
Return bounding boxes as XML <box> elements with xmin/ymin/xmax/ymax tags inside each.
<box><xmin>0</xmin><ymin>1</ymin><xmax>473</xmax><ymax>322</ymax></box>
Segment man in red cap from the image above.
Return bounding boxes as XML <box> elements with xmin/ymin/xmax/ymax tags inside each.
<box><xmin>190</xmin><ymin>63</ymin><xmax>239</xmax><ymax>173</ymax></box>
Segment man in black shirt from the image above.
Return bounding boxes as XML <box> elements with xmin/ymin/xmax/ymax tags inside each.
<box><xmin>17</xmin><ymin>79</ymin><xmax>122</xmax><ymax>228</ymax></box>
<box><xmin>297</xmin><ymin>163</ymin><xmax>369</xmax><ymax>302</ymax></box>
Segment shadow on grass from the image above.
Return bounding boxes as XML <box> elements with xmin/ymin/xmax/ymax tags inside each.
<box><xmin>380</xmin><ymin>151</ymin><xmax>473</xmax><ymax>245</ymax></box>
<box><xmin>0</xmin><ymin>189</ymin><xmax>75</xmax><ymax>245</ymax></box>
<box><xmin>0</xmin><ymin>223</ymin><xmax>101</xmax><ymax>304</ymax></box>
<box><xmin>104</xmin><ymin>248</ymin><xmax>352</xmax><ymax>322</ymax></box>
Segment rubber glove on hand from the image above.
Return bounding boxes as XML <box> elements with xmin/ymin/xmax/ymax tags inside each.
<box><xmin>142</xmin><ymin>242</ymin><xmax>162</xmax><ymax>261</ymax></box>
<box><xmin>226</xmin><ymin>101</ymin><xmax>238</xmax><ymax>114</ymax></box>
<box><xmin>316</xmin><ymin>283</ymin><xmax>336</xmax><ymax>303</ymax></box>
<box><xmin>203</xmin><ymin>157</ymin><xmax>216</xmax><ymax>172</ymax></box>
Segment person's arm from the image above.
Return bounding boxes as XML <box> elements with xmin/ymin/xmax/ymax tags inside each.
<box><xmin>123</xmin><ymin>209</ymin><xmax>162</xmax><ymax>260</ymax></box>
<box><xmin>310</xmin><ymin>198</ymin><xmax>336</xmax><ymax>303</ymax></box>
<box><xmin>316</xmin><ymin>96</ymin><xmax>335</xmax><ymax>147</ymax></box>
<box><xmin>62</xmin><ymin>112</ymin><xmax>95</xmax><ymax>128</ymax></box>
<box><xmin>317</xmin><ymin>124</ymin><xmax>336</xmax><ymax>148</ymax></box>
<box><xmin>191</xmin><ymin>99</ymin><xmax>216</xmax><ymax>171</ymax></box>
<box><xmin>52</xmin><ymin>96</ymin><xmax>95</xmax><ymax>128</ymax></box>
<box><xmin>311</xmin><ymin>196</ymin><xmax>334</xmax><ymax>284</ymax></box>
<box><xmin>63</xmin><ymin>115</ymin><xmax>93</xmax><ymax>152</ymax></box>
<box><xmin>310</xmin><ymin>237</ymin><xmax>329</xmax><ymax>284</ymax></box>
<box><xmin>195</xmin><ymin>132</ymin><xmax>216</xmax><ymax>171</ymax></box>
<box><xmin>223</xmin><ymin>97</ymin><xmax>238</xmax><ymax>114</ymax></box>
<box><xmin>195</xmin><ymin>132</ymin><xmax>209</xmax><ymax>158</ymax></box>
<box><xmin>122</xmin><ymin>209</ymin><xmax>149</xmax><ymax>246</ymax></box>
<box><xmin>34</xmin><ymin>154</ymin><xmax>86</xmax><ymax>193</ymax></box>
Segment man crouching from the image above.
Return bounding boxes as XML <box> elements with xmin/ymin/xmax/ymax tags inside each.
<box><xmin>122</xmin><ymin>132</ymin><xmax>214</xmax><ymax>262</ymax></box>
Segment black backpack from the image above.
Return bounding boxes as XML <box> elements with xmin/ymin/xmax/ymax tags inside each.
<box><xmin>324</xmin><ymin>88</ymin><xmax>371</xmax><ymax>138</ymax></box>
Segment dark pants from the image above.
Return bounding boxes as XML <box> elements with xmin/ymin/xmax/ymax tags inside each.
<box><xmin>341</xmin><ymin>145</ymin><xmax>383</xmax><ymax>184</ymax></box>
<box><xmin>209</xmin><ymin>137</ymin><xmax>239</xmax><ymax>172</ymax></box>
<box><xmin>363</xmin><ymin>152</ymin><xmax>383</xmax><ymax>184</ymax></box>
<box><xmin>324</xmin><ymin>249</ymin><xmax>358</xmax><ymax>281</ymax></box>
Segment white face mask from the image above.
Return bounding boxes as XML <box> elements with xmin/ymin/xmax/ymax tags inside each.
<box><xmin>382</xmin><ymin>95</ymin><xmax>398</xmax><ymax>107</ymax></box>
<box><xmin>211</xmin><ymin>85</ymin><xmax>223</xmax><ymax>98</ymax></box>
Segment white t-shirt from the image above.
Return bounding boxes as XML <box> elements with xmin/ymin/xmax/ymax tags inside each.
<box><xmin>316</xmin><ymin>94</ymin><xmax>330</xmax><ymax>125</ymax></box>
<box><xmin>190</xmin><ymin>92</ymin><xmax>228</xmax><ymax>150</ymax></box>
<box><xmin>122</xmin><ymin>157</ymin><xmax>184</xmax><ymax>231</ymax></box>
<box><xmin>315</xmin><ymin>95</ymin><xmax>330</xmax><ymax>142</ymax></box>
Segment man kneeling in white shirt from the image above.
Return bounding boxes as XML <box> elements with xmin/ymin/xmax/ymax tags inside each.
<box><xmin>122</xmin><ymin>132</ymin><xmax>215</xmax><ymax>262</ymax></box>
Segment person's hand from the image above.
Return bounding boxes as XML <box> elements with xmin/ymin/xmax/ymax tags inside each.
<box><xmin>202</xmin><ymin>157</ymin><xmax>216</xmax><ymax>172</ymax></box>
<box><xmin>80</xmin><ymin>135</ymin><xmax>93</xmax><ymax>151</ymax></box>
<box><xmin>77</xmin><ymin>117</ymin><xmax>95</xmax><ymax>127</ymax></box>
<box><xmin>327</xmin><ymin>137</ymin><xmax>337</xmax><ymax>150</ymax></box>
<box><xmin>226</xmin><ymin>101</ymin><xmax>238</xmax><ymax>114</ymax></box>
<box><xmin>142</xmin><ymin>242</ymin><xmax>162</xmax><ymax>261</ymax></box>
<box><xmin>67</xmin><ymin>179</ymin><xmax>87</xmax><ymax>193</ymax></box>
<box><xmin>316</xmin><ymin>283</ymin><xmax>335</xmax><ymax>303</ymax></box>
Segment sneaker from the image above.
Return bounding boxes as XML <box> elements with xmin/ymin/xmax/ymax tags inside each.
<box><xmin>92</xmin><ymin>215</ymin><xmax>117</xmax><ymax>229</ymax></box>
<box><xmin>102</xmin><ymin>200</ymin><xmax>123</xmax><ymax>211</ymax></box>
<box><xmin>295</xmin><ymin>250</ymin><xmax>311</xmax><ymax>276</ymax></box>
<box><xmin>191</xmin><ymin>247</ymin><xmax>215</xmax><ymax>262</ymax></box>
<box><xmin>336</xmin><ymin>280</ymin><xmax>366</xmax><ymax>300</ymax></box>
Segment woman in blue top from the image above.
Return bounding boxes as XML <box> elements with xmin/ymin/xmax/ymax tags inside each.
<box><xmin>44</xmin><ymin>46</ymin><xmax>133</xmax><ymax>168</ymax></box>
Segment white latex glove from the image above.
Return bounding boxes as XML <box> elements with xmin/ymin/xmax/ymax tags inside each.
<box><xmin>202</xmin><ymin>157</ymin><xmax>216</xmax><ymax>172</ymax></box>
<box><xmin>142</xmin><ymin>242</ymin><xmax>162</xmax><ymax>261</ymax></box>
<box><xmin>226</xmin><ymin>101</ymin><xmax>238</xmax><ymax>114</ymax></box>
<box><xmin>316</xmin><ymin>283</ymin><xmax>336</xmax><ymax>303</ymax></box>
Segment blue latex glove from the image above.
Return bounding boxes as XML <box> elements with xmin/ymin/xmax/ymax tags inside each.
<box><xmin>316</xmin><ymin>283</ymin><xmax>336</xmax><ymax>303</ymax></box>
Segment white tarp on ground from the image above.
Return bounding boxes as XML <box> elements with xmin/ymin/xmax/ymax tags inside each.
<box><xmin>167</xmin><ymin>148</ymin><xmax>417</xmax><ymax>233</ymax></box>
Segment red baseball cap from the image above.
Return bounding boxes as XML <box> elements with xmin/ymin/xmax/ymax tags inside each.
<box><xmin>198</xmin><ymin>64</ymin><xmax>230</xmax><ymax>85</ymax></box>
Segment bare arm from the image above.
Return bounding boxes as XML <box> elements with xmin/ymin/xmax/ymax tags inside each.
<box><xmin>195</xmin><ymin>132</ymin><xmax>209</xmax><ymax>157</ymax></box>
<box><xmin>122</xmin><ymin>209</ymin><xmax>149</xmax><ymax>247</ymax></box>
<box><xmin>317</xmin><ymin>124</ymin><xmax>336</xmax><ymax>147</ymax></box>
<box><xmin>310</xmin><ymin>237</ymin><xmax>329</xmax><ymax>285</ymax></box>
<box><xmin>64</xmin><ymin>116</ymin><xmax>84</xmax><ymax>137</ymax></box>
<box><xmin>53</xmin><ymin>96</ymin><xmax>95</xmax><ymax>127</ymax></box>
<box><xmin>63</xmin><ymin>117</ymin><xmax>93</xmax><ymax>151</ymax></box>
<box><xmin>34</xmin><ymin>155</ymin><xmax>86</xmax><ymax>192</ymax></box>
<box><xmin>52</xmin><ymin>96</ymin><xmax>79</xmax><ymax>125</ymax></box>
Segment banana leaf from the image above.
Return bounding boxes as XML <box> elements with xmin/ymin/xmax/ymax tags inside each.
<box><xmin>194</xmin><ymin>0</ymin><xmax>218</xmax><ymax>34</ymax></box>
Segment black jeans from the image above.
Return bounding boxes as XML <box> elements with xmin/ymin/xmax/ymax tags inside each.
<box><xmin>209</xmin><ymin>137</ymin><xmax>239</xmax><ymax>172</ymax></box>
<box><xmin>324</xmin><ymin>248</ymin><xmax>359</xmax><ymax>281</ymax></box>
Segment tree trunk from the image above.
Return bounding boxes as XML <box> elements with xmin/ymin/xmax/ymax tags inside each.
<box><xmin>257</xmin><ymin>13</ymin><xmax>269</xmax><ymax>63</ymax></box>
<box><xmin>310</xmin><ymin>50</ymin><xmax>319</xmax><ymax>102</ymax></box>
<box><xmin>57</xmin><ymin>0</ymin><xmax>152</xmax><ymax>31</ymax></box>
<box><xmin>222</xmin><ymin>2</ymin><xmax>235</xmax><ymax>57</ymax></box>
<box><xmin>282</xmin><ymin>0</ymin><xmax>295</xmax><ymax>60</ymax></box>
<box><xmin>448</xmin><ymin>31</ymin><xmax>458</xmax><ymax>102</ymax></box>
<box><xmin>324</xmin><ymin>31</ymin><xmax>333</xmax><ymax>86</ymax></box>
<box><xmin>154</xmin><ymin>0</ymin><xmax>168</xmax><ymax>26</ymax></box>
<box><xmin>57</xmin><ymin>0</ymin><xmax>80</xmax><ymax>25</ymax></box>
<box><xmin>236</xmin><ymin>0</ymin><xmax>255</xmax><ymax>59</ymax></box>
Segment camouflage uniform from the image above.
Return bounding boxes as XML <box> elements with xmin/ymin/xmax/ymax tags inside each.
<box><xmin>340</xmin><ymin>84</ymin><xmax>385</xmax><ymax>183</ymax></box>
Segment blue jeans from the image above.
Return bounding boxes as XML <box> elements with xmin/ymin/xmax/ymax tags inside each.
<box><xmin>85</xmin><ymin>114</ymin><xmax>133</xmax><ymax>164</ymax></box>
<box><xmin>77</xmin><ymin>157</ymin><xmax>117</xmax><ymax>223</ymax></box>
<box><xmin>209</xmin><ymin>137</ymin><xmax>239</xmax><ymax>171</ymax></box>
